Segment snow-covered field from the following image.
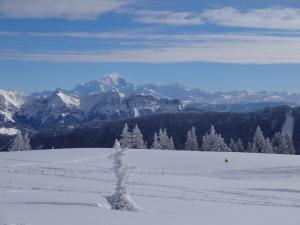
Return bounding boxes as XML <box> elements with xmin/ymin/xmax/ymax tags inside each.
<box><xmin>1</xmin><ymin>148</ymin><xmax>300</xmax><ymax>225</ymax></box>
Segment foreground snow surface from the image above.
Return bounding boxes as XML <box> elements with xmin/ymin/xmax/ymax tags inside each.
<box><xmin>1</xmin><ymin>149</ymin><xmax>300</xmax><ymax>225</ymax></box>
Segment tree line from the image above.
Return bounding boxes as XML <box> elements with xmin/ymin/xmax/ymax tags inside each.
<box><xmin>119</xmin><ymin>123</ymin><xmax>295</xmax><ymax>154</ymax></box>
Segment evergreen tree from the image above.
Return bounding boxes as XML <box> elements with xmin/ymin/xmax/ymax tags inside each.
<box><xmin>272</xmin><ymin>132</ymin><xmax>282</xmax><ymax>154</ymax></box>
<box><xmin>229</xmin><ymin>138</ymin><xmax>238</xmax><ymax>152</ymax></box>
<box><xmin>167</xmin><ymin>137</ymin><xmax>176</xmax><ymax>150</ymax></box>
<box><xmin>201</xmin><ymin>126</ymin><xmax>231</xmax><ymax>152</ymax></box>
<box><xmin>236</xmin><ymin>138</ymin><xmax>245</xmax><ymax>152</ymax></box>
<box><xmin>252</xmin><ymin>126</ymin><xmax>266</xmax><ymax>153</ymax></box>
<box><xmin>131</xmin><ymin>125</ymin><xmax>146</xmax><ymax>149</ymax></box>
<box><xmin>151</xmin><ymin>132</ymin><xmax>161</xmax><ymax>150</ymax></box>
<box><xmin>285</xmin><ymin>134</ymin><xmax>295</xmax><ymax>155</ymax></box>
<box><xmin>261</xmin><ymin>138</ymin><xmax>273</xmax><ymax>154</ymax></box>
<box><xmin>120</xmin><ymin>124</ymin><xmax>132</xmax><ymax>149</ymax></box>
<box><xmin>157</xmin><ymin>128</ymin><xmax>176</xmax><ymax>150</ymax></box>
<box><xmin>272</xmin><ymin>132</ymin><xmax>295</xmax><ymax>155</ymax></box>
<box><xmin>159</xmin><ymin>129</ymin><xmax>170</xmax><ymax>150</ymax></box>
<box><xmin>185</xmin><ymin>127</ymin><xmax>199</xmax><ymax>151</ymax></box>
<box><xmin>8</xmin><ymin>132</ymin><xmax>31</xmax><ymax>152</ymax></box>
<box><xmin>23</xmin><ymin>132</ymin><xmax>31</xmax><ymax>150</ymax></box>
<box><xmin>106</xmin><ymin>140</ymin><xmax>139</xmax><ymax>211</ymax></box>
<box><xmin>246</xmin><ymin>142</ymin><xmax>253</xmax><ymax>153</ymax></box>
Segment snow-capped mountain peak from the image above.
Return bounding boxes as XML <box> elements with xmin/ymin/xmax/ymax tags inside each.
<box><xmin>0</xmin><ymin>89</ymin><xmax>28</xmax><ymax>109</ymax></box>
<box><xmin>99</xmin><ymin>73</ymin><xmax>127</xmax><ymax>92</ymax></box>
<box><xmin>48</xmin><ymin>90</ymin><xmax>80</xmax><ymax>109</ymax></box>
<box><xmin>0</xmin><ymin>89</ymin><xmax>29</xmax><ymax>122</ymax></box>
<box><xmin>103</xmin><ymin>72</ymin><xmax>125</xmax><ymax>86</ymax></box>
<box><xmin>72</xmin><ymin>73</ymin><xmax>127</xmax><ymax>95</ymax></box>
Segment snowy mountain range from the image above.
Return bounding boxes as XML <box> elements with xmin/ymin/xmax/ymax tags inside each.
<box><xmin>69</xmin><ymin>73</ymin><xmax>300</xmax><ymax>106</ymax></box>
<box><xmin>1</xmin><ymin>73</ymin><xmax>300</xmax><ymax>134</ymax></box>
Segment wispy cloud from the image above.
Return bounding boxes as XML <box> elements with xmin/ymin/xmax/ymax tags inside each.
<box><xmin>0</xmin><ymin>0</ymin><xmax>133</xmax><ymax>20</ymax></box>
<box><xmin>2</xmin><ymin>34</ymin><xmax>300</xmax><ymax>64</ymax></box>
<box><xmin>203</xmin><ymin>7</ymin><xmax>300</xmax><ymax>30</ymax></box>
<box><xmin>133</xmin><ymin>10</ymin><xmax>204</xmax><ymax>26</ymax></box>
<box><xmin>131</xmin><ymin>7</ymin><xmax>300</xmax><ymax>29</ymax></box>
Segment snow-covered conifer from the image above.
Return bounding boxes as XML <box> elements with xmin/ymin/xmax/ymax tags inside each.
<box><xmin>159</xmin><ymin>129</ymin><xmax>170</xmax><ymax>150</ymax></box>
<box><xmin>157</xmin><ymin>128</ymin><xmax>176</xmax><ymax>150</ymax></box>
<box><xmin>201</xmin><ymin>126</ymin><xmax>231</xmax><ymax>152</ymax></box>
<box><xmin>151</xmin><ymin>132</ymin><xmax>161</xmax><ymax>150</ymax></box>
<box><xmin>261</xmin><ymin>138</ymin><xmax>273</xmax><ymax>154</ymax></box>
<box><xmin>8</xmin><ymin>132</ymin><xmax>31</xmax><ymax>152</ymax></box>
<box><xmin>106</xmin><ymin>140</ymin><xmax>139</xmax><ymax>211</ymax></box>
<box><xmin>167</xmin><ymin>136</ymin><xmax>176</xmax><ymax>150</ymax></box>
<box><xmin>185</xmin><ymin>127</ymin><xmax>199</xmax><ymax>151</ymax></box>
<box><xmin>285</xmin><ymin>134</ymin><xmax>295</xmax><ymax>155</ymax></box>
<box><xmin>246</xmin><ymin>142</ymin><xmax>253</xmax><ymax>153</ymax></box>
<box><xmin>272</xmin><ymin>132</ymin><xmax>282</xmax><ymax>154</ymax></box>
<box><xmin>120</xmin><ymin>124</ymin><xmax>132</xmax><ymax>149</ymax></box>
<box><xmin>236</xmin><ymin>138</ymin><xmax>245</xmax><ymax>152</ymax></box>
<box><xmin>229</xmin><ymin>138</ymin><xmax>238</xmax><ymax>152</ymax></box>
<box><xmin>131</xmin><ymin>125</ymin><xmax>146</xmax><ymax>149</ymax></box>
<box><xmin>23</xmin><ymin>132</ymin><xmax>31</xmax><ymax>150</ymax></box>
<box><xmin>272</xmin><ymin>132</ymin><xmax>295</xmax><ymax>155</ymax></box>
<box><xmin>252</xmin><ymin>126</ymin><xmax>266</xmax><ymax>153</ymax></box>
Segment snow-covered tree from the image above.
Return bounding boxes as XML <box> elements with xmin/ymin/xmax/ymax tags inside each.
<box><xmin>159</xmin><ymin>129</ymin><xmax>170</xmax><ymax>150</ymax></box>
<box><xmin>272</xmin><ymin>132</ymin><xmax>282</xmax><ymax>154</ymax></box>
<box><xmin>106</xmin><ymin>140</ymin><xmax>139</xmax><ymax>211</ymax></box>
<box><xmin>246</xmin><ymin>142</ymin><xmax>253</xmax><ymax>153</ymax></box>
<box><xmin>261</xmin><ymin>138</ymin><xmax>273</xmax><ymax>154</ymax></box>
<box><xmin>252</xmin><ymin>126</ymin><xmax>266</xmax><ymax>153</ymax></box>
<box><xmin>23</xmin><ymin>132</ymin><xmax>31</xmax><ymax>150</ymax></box>
<box><xmin>229</xmin><ymin>138</ymin><xmax>238</xmax><ymax>152</ymax></box>
<box><xmin>167</xmin><ymin>136</ymin><xmax>176</xmax><ymax>150</ymax></box>
<box><xmin>156</xmin><ymin>128</ymin><xmax>176</xmax><ymax>150</ymax></box>
<box><xmin>285</xmin><ymin>134</ymin><xmax>296</xmax><ymax>155</ymax></box>
<box><xmin>131</xmin><ymin>125</ymin><xmax>146</xmax><ymax>149</ymax></box>
<box><xmin>151</xmin><ymin>132</ymin><xmax>161</xmax><ymax>150</ymax></box>
<box><xmin>8</xmin><ymin>132</ymin><xmax>31</xmax><ymax>152</ymax></box>
<box><xmin>120</xmin><ymin>124</ymin><xmax>132</xmax><ymax>149</ymax></box>
<box><xmin>236</xmin><ymin>138</ymin><xmax>245</xmax><ymax>152</ymax></box>
<box><xmin>272</xmin><ymin>132</ymin><xmax>295</xmax><ymax>155</ymax></box>
<box><xmin>185</xmin><ymin>127</ymin><xmax>199</xmax><ymax>151</ymax></box>
<box><xmin>201</xmin><ymin>126</ymin><xmax>231</xmax><ymax>152</ymax></box>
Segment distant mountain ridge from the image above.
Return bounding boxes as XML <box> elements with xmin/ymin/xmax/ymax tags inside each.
<box><xmin>0</xmin><ymin>73</ymin><xmax>300</xmax><ymax>135</ymax></box>
<box><xmin>68</xmin><ymin>73</ymin><xmax>300</xmax><ymax>106</ymax></box>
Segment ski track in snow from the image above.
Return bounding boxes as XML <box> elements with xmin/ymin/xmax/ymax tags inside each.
<box><xmin>1</xmin><ymin>149</ymin><xmax>300</xmax><ymax>225</ymax></box>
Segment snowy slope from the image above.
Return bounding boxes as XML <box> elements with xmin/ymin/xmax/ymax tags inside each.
<box><xmin>1</xmin><ymin>149</ymin><xmax>300</xmax><ymax>225</ymax></box>
<box><xmin>0</xmin><ymin>89</ymin><xmax>28</xmax><ymax>109</ymax></box>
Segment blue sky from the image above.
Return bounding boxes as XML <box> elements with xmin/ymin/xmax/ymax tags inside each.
<box><xmin>1</xmin><ymin>0</ymin><xmax>300</xmax><ymax>93</ymax></box>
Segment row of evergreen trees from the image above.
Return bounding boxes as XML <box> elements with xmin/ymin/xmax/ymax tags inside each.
<box><xmin>119</xmin><ymin>124</ymin><xmax>175</xmax><ymax>150</ymax></box>
<box><xmin>119</xmin><ymin>124</ymin><xmax>295</xmax><ymax>155</ymax></box>
<box><xmin>199</xmin><ymin>125</ymin><xmax>295</xmax><ymax>154</ymax></box>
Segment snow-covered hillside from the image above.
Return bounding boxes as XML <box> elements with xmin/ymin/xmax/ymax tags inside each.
<box><xmin>1</xmin><ymin>149</ymin><xmax>300</xmax><ymax>225</ymax></box>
